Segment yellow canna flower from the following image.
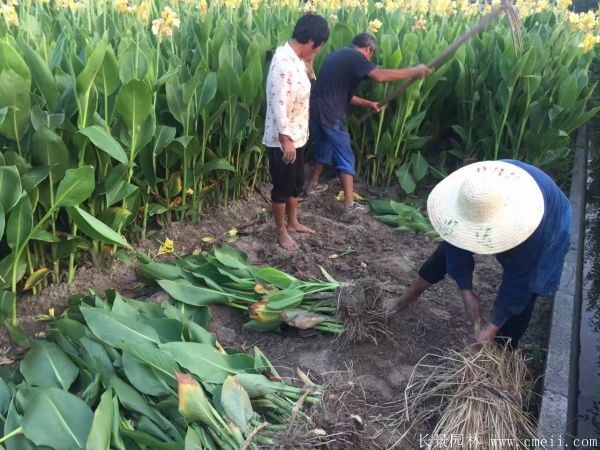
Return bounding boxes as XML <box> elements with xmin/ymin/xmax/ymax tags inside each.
<box><xmin>249</xmin><ymin>0</ymin><xmax>261</xmax><ymax>10</ymax></box>
<box><xmin>226</xmin><ymin>228</ymin><xmax>238</xmax><ymax>237</ymax></box>
<box><xmin>175</xmin><ymin>372</ymin><xmax>216</xmax><ymax>426</ymax></box>
<box><xmin>49</xmin><ymin>307</ymin><xmax>55</xmax><ymax>317</ymax></box>
<box><xmin>329</xmin><ymin>13</ymin><xmax>338</xmax><ymax>23</ymax></box>
<box><xmin>137</xmin><ymin>2</ymin><xmax>149</xmax><ymax>20</ymax></box>
<box><xmin>556</xmin><ymin>0</ymin><xmax>572</xmax><ymax>11</ymax></box>
<box><xmin>414</xmin><ymin>0</ymin><xmax>428</xmax><ymax>14</ymax></box>
<box><xmin>368</xmin><ymin>18</ymin><xmax>382</xmax><ymax>34</ymax></box>
<box><xmin>579</xmin><ymin>33</ymin><xmax>600</xmax><ymax>53</ymax></box>
<box><xmin>201</xmin><ymin>236</ymin><xmax>215</xmax><ymax>243</ymax></box>
<box><xmin>336</xmin><ymin>190</ymin><xmax>365</xmax><ymax>202</ymax></box>
<box><xmin>157</xmin><ymin>237</ymin><xmax>174</xmax><ymax>256</ymax></box>
<box><xmin>113</xmin><ymin>0</ymin><xmax>129</xmax><ymax>13</ymax></box>
<box><xmin>198</xmin><ymin>0</ymin><xmax>208</xmax><ymax>15</ymax></box>
<box><xmin>249</xmin><ymin>300</ymin><xmax>280</xmax><ymax>322</ymax></box>
<box><xmin>374</xmin><ymin>1</ymin><xmax>383</xmax><ymax>9</ymax></box>
<box><xmin>6</xmin><ymin>0</ymin><xmax>18</xmax><ymax>6</ymax></box>
<box><xmin>185</xmin><ymin>188</ymin><xmax>194</xmax><ymax>195</ymax></box>
<box><xmin>491</xmin><ymin>0</ymin><xmax>501</xmax><ymax>8</ymax></box>
<box><xmin>0</xmin><ymin>4</ymin><xmax>19</xmax><ymax>26</ymax></box>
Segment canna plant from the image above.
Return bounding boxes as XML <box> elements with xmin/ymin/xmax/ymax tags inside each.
<box><xmin>0</xmin><ymin>0</ymin><xmax>597</xmax><ymax>332</ymax></box>
<box><xmin>137</xmin><ymin>245</ymin><xmax>345</xmax><ymax>334</ymax></box>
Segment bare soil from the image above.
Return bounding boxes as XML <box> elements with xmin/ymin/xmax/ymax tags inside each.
<box><xmin>0</xmin><ymin>177</ymin><xmax>552</xmax><ymax>447</ymax></box>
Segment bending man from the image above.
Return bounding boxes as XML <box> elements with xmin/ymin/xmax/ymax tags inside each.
<box><xmin>387</xmin><ymin>160</ymin><xmax>571</xmax><ymax>349</ymax></box>
<box><xmin>308</xmin><ymin>33</ymin><xmax>430</xmax><ymax>213</ymax></box>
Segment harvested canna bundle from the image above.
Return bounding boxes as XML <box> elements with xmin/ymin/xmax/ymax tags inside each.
<box><xmin>389</xmin><ymin>345</ymin><xmax>539</xmax><ymax>449</ymax></box>
<box><xmin>137</xmin><ymin>245</ymin><xmax>345</xmax><ymax>334</ymax></box>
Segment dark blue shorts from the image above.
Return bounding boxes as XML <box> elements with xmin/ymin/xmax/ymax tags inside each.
<box><xmin>310</xmin><ymin>117</ymin><xmax>355</xmax><ymax>176</ymax></box>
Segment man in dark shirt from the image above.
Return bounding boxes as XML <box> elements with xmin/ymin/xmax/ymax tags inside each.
<box><xmin>308</xmin><ymin>33</ymin><xmax>430</xmax><ymax>213</ymax></box>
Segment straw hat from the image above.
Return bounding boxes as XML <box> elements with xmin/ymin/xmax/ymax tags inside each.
<box><xmin>427</xmin><ymin>161</ymin><xmax>544</xmax><ymax>255</ymax></box>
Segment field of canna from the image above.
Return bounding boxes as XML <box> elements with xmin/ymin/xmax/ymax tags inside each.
<box><xmin>0</xmin><ymin>0</ymin><xmax>598</xmax><ymax>329</ymax></box>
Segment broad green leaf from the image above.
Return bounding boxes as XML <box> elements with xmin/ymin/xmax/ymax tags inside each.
<box><xmin>184</xmin><ymin>427</ymin><xmax>203</xmax><ymax>450</ymax></box>
<box><xmin>122</xmin><ymin>352</ymin><xmax>172</xmax><ymax>396</ymax></box>
<box><xmin>0</xmin><ymin>40</ymin><xmax>30</xmax><ymax>80</ymax></box>
<box><xmin>21</xmin><ymin>166</ymin><xmax>50</xmax><ymax>192</ymax></box>
<box><xmin>19</xmin><ymin>40</ymin><xmax>59</xmax><ymax>112</ymax></box>
<box><xmin>67</xmin><ymin>206</ymin><xmax>131</xmax><ymax>248</ymax></box>
<box><xmin>30</xmin><ymin>127</ymin><xmax>70</xmax><ymax>181</ymax></box>
<box><xmin>86</xmin><ymin>390</ymin><xmax>113</xmax><ymax>450</ymax></box>
<box><xmin>79</xmin><ymin>337</ymin><xmax>115</xmax><ymax>381</ymax></box>
<box><xmin>196</xmin><ymin>158</ymin><xmax>236</xmax><ymax>174</ymax></box>
<box><xmin>79</xmin><ymin>126</ymin><xmax>129</xmax><ymax>164</ymax></box>
<box><xmin>197</xmin><ymin>72</ymin><xmax>217</xmax><ymax>107</ymax></box>
<box><xmin>121</xmin><ymin>342</ymin><xmax>179</xmax><ymax>383</ymax></box>
<box><xmin>7</xmin><ymin>195</ymin><xmax>33</xmax><ymax>252</ymax></box>
<box><xmin>95</xmin><ymin>47</ymin><xmax>120</xmax><ymax>96</ymax></box>
<box><xmin>216</xmin><ymin>63</ymin><xmax>240</xmax><ymax>99</ymax></box>
<box><xmin>157</xmin><ymin>279</ymin><xmax>230</xmax><ymax>306</ymax></box>
<box><xmin>118</xmin><ymin>46</ymin><xmax>149</xmax><ymax>84</ymax></box>
<box><xmin>76</xmin><ymin>39</ymin><xmax>108</xmax><ymax>128</ymax></box>
<box><xmin>136</xmin><ymin>262</ymin><xmax>189</xmax><ymax>284</ymax></box>
<box><xmin>0</xmin><ymin>106</ymin><xmax>6</xmax><ymax>126</ymax></box>
<box><xmin>22</xmin><ymin>387</ymin><xmax>93</xmax><ymax>449</ymax></box>
<box><xmin>254</xmin><ymin>347</ymin><xmax>281</xmax><ymax>378</ymax></box>
<box><xmin>240</xmin><ymin>53</ymin><xmax>262</xmax><ymax>105</ymax></box>
<box><xmin>97</xmin><ymin>207</ymin><xmax>132</xmax><ymax>230</ymax></box>
<box><xmin>116</xmin><ymin>80</ymin><xmax>152</xmax><ymax>134</ymax></box>
<box><xmin>0</xmin><ymin>69</ymin><xmax>31</xmax><ymax>141</ymax></box>
<box><xmin>221</xmin><ymin>376</ymin><xmax>253</xmax><ymax>433</ymax></box>
<box><xmin>411</xmin><ymin>152</ymin><xmax>429</xmax><ymax>182</ymax></box>
<box><xmin>265</xmin><ymin>288</ymin><xmax>305</xmax><ymax>311</ymax></box>
<box><xmin>23</xmin><ymin>267</ymin><xmax>50</xmax><ymax>290</ymax></box>
<box><xmin>80</xmin><ymin>306</ymin><xmax>160</xmax><ymax>348</ymax></box>
<box><xmin>255</xmin><ymin>268</ymin><xmax>298</xmax><ymax>289</ymax></box>
<box><xmin>161</xmin><ymin>342</ymin><xmax>255</xmax><ymax>383</ymax></box>
<box><xmin>55</xmin><ymin>166</ymin><xmax>95</xmax><ymax>207</ymax></box>
<box><xmin>166</xmin><ymin>74</ymin><xmax>185</xmax><ymax>126</ymax></box>
<box><xmin>110</xmin><ymin>376</ymin><xmax>174</xmax><ymax>435</ymax></box>
<box><xmin>5</xmin><ymin>396</ymin><xmax>36</xmax><ymax>450</ymax></box>
<box><xmin>396</xmin><ymin>163</ymin><xmax>416</xmax><ymax>194</ymax></box>
<box><xmin>0</xmin><ymin>377</ymin><xmax>10</xmax><ymax>417</ymax></box>
<box><xmin>0</xmin><ymin>166</ymin><xmax>22</xmax><ymax>212</ymax></box>
<box><xmin>20</xmin><ymin>341</ymin><xmax>79</xmax><ymax>390</ymax></box>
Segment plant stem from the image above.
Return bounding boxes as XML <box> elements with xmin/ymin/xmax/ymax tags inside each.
<box><xmin>0</xmin><ymin>426</ymin><xmax>23</xmax><ymax>444</ymax></box>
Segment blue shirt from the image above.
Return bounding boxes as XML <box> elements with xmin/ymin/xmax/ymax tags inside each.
<box><xmin>310</xmin><ymin>46</ymin><xmax>377</xmax><ymax>127</ymax></box>
<box><xmin>444</xmin><ymin>160</ymin><xmax>572</xmax><ymax>326</ymax></box>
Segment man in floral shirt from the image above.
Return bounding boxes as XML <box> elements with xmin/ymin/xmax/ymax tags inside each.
<box><xmin>263</xmin><ymin>14</ymin><xmax>329</xmax><ymax>250</ymax></box>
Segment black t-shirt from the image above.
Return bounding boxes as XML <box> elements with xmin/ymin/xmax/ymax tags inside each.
<box><xmin>311</xmin><ymin>46</ymin><xmax>377</xmax><ymax>127</ymax></box>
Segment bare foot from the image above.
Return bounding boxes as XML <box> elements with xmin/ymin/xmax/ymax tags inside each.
<box><xmin>287</xmin><ymin>222</ymin><xmax>316</xmax><ymax>234</ymax></box>
<box><xmin>277</xmin><ymin>227</ymin><xmax>298</xmax><ymax>250</ymax></box>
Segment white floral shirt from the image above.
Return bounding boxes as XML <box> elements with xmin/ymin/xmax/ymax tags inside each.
<box><xmin>262</xmin><ymin>42</ymin><xmax>311</xmax><ymax>149</ymax></box>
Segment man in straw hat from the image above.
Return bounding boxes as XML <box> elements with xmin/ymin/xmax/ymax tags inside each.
<box><xmin>386</xmin><ymin>160</ymin><xmax>571</xmax><ymax>349</ymax></box>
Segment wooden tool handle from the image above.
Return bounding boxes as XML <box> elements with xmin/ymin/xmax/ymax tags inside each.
<box><xmin>356</xmin><ymin>8</ymin><xmax>503</xmax><ymax>125</ymax></box>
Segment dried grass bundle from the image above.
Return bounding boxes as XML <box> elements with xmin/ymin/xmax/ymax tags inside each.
<box><xmin>272</xmin><ymin>369</ymin><xmax>385</xmax><ymax>450</ymax></box>
<box><xmin>388</xmin><ymin>345</ymin><xmax>540</xmax><ymax>450</ymax></box>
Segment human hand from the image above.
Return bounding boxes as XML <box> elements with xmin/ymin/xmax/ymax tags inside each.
<box><xmin>367</xmin><ymin>100</ymin><xmax>382</xmax><ymax>113</ymax></box>
<box><xmin>411</xmin><ymin>64</ymin><xmax>431</xmax><ymax>78</ymax></box>
<box><xmin>281</xmin><ymin>138</ymin><xmax>296</xmax><ymax>164</ymax></box>
<box><xmin>475</xmin><ymin>322</ymin><xmax>500</xmax><ymax>346</ymax></box>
